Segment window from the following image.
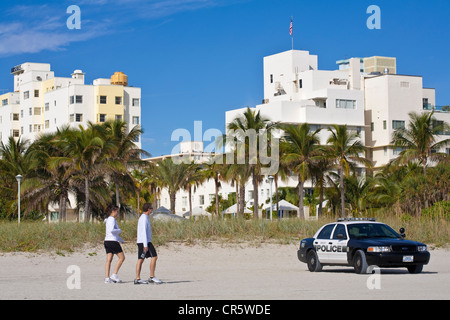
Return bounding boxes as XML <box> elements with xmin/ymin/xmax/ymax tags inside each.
<box><xmin>29</xmin><ymin>108</ymin><xmax>32</xmax><ymax>116</ymax></box>
<box><xmin>371</xmin><ymin>122</ymin><xmax>374</xmax><ymax>132</ymax></box>
<box><xmin>332</xmin><ymin>224</ymin><xmax>347</xmax><ymax>240</ymax></box>
<box><xmin>115</xmin><ymin>96</ymin><xmax>122</xmax><ymax>105</ymax></box>
<box><xmin>99</xmin><ymin>114</ymin><xmax>106</xmax><ymax>122</ymax></box>
<box><xmin>69</xmin><ymin>114</ymin><xmax>75</xmax><ymax>122</ymax></box>
<box><xmin>70</xmin><ymin>96</ymin><xmax>74</xmax><ymax>104</ymax></box>
<box><xmin>115</xmin><ymin>115</ymin><xmax>122</xmax><ymax>121</ymax></box>
<box><xmin>132</xmin><ymin>98</ymin><xmax>140</xmax><ymax>107</ymax></box>
<box><xmin>99</xmin><ymin>96</ymin><xmax>107</xmax><ymax>104</ymax></box>
<box><xmin>2</xmin><ymin>99</ymin><xmax>8</xmax><ymax>106</ymax></box>
<box><xmin>45</xmin><ymin>120</ymin><xmax>49</xmax><ymax>129</ymax></box>
<box><xmin>400</xmin><ymin>81</ymin><xmax>410</xmax><ymax>88</ymax></box>
<box><xmin>24</xmin><ymin>91</ymin><xmax>29</xmax><ymax>100</ymax></box>
<box><xmin>317</xmin><ymin>224</ymin><xmax>336</xmax><ymax>240</ymax></box>
<box><xmin>34</xmin><ymin>90</ymin><xmax>39</xmax><ymax>98</ymax></box>
<box><xmin>13</xmin><ymin>130</ymin><xmax>20</xmax><ymax>138</ymax></box>
<box><xmin>45</xmin><ymin>103</ymin><xmax>49</xmax><ymax>111</ymax></box>
<box><xmin>76</xmin><ymin>95</ymin><xmax>83</xmax><ymax>104</ymax></box>
<box><xmin>392</xmin><ymin>120</ymin><xmax>405</xmax><ymax>130</ymax></box>
<box><xmin>336</xmin><ymin>99</ymin><xmax>356</xmax><ymax>109</ymax></box>
<box><xmin>270</xmin><ymin>74</ymin><xmax>273</xmax><ymax>84</ymax></box>
<box><xmin>12</xmin><ymin>113</ymin><xmax>19</xmax><ymax>121</ymax></box>
<box><xmin>446</xmin><ymin>148</ymin><xmax>450</xmax><ymax>155</ymax></box>
<box><xmin>34</xmin><ymin>107</ymin><xmax>41</xmax><ymax>115</ymax></box>
<box><xmin>132</xmin><ymin>116</ymin><xmax>139</xmax><ymax>125</ymax></box>
<box><xmin>76</xmin><ymin>113</ymin><xmax>83</xmax><ymax>122</ymax></box>
<box><xmin>432</xmin><ymin>120</ymin><xmax>445</xmax><ymax>135</ymax></box>
<box><xmin>33</xmin><ymin>124</ymin><xmax>41</xmax><ymax>132</ymax></box>
<box><xmin>383</xmin><ymin>120</ymin><xmax>387</xmax><ymax>130</ymax></box>
<box><xmin>299</xmin><ymin>79</ymin><xmax>303</xmax><ymax>88</ymax></box>
<box><xmin>393</xmin><ymin>147</ymin><xmax>404</xmax><ymax>156</ymax></box>
<box><xmin>199</xmin><ymin>195</ymin><xmax>205</xmax><ymax>205</ymax></box>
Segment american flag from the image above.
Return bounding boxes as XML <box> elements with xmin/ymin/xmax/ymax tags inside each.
<box><xmin>289</xmin><ymin>18</ymin><xmax>293</xmax><ymax>36</ymax></box>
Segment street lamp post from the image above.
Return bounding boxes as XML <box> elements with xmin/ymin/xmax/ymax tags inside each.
<box><xmin>15</xmin><ymin>175</ymin><xmax>23</xmax><ymax>224</ymax></box>
<box><xmin>268</xmin><ymin>175</ymin><xmax>274</xmax><ymax>221</ymax></box>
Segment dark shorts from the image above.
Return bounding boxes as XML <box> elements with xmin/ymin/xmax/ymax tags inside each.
<box><xmin>104</xmin><ymin>241</ymin><xmax>123</xmax><ymax>255</ymax></box>
<box><xmin>137</xmin><ymin>242</ymin><xmax>157</xmax><ymax>259</ymax></box>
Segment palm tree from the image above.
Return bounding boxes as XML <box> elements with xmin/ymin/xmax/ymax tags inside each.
<box><xmin>0</xmin><ymin>137</ymin><xmax>33</xmax><ymax>219</ymax></box>
<box><xmin>280</xmin><ymin>123</ymin><xmax>321</xmax><ymax>219</ymax></box>
<box><xmin>23</xmin><ymin>130</ymin><xmax>78</xmax><ymax>222</ymax></box>
<box><xmin>183</xmin><ymin>162</ymin><xmax>204</xmax><ymax>219</ymax></box>
<box><xmin>227</xmin><ymin>107</ymin><xmax>275</xmax><ymax>219</ymax></box>
<box><xmin>100</xmin><ymin>120</ymin><xmax>149</xmax><ymax>218</ymax></box>
<box><xmin>53</xmin><ymin>123</ymin><xmax>114</xmax><ymax>221</ymax></box>
<box><xmin>154</xmin><ymin>158</ymin><xmax>191</xmax><ymax>213</ymax></box>
<box><xmin>201</xmin><ymin>154</ymin><xmax>228</xmax><ymax>217</ymax></box>
<box><xmin>325</xmin><ymin>125</ymin><xmax>370</xmax><ymax>217</ymax></box>
<box><xmin>392</xmin><ymin>111</ymin><xmax>450</xmax><ymax>176</ymax></box>
<box><xmin>309</xmin><ymin>148</ymin><xmax>334</xmax><ymax>217</ymax></box>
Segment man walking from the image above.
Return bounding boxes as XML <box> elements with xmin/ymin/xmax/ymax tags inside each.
<box><xmin>135</xmin><ymin>203</ymin><xmax>162</xmax><ymax>285</ymax></box>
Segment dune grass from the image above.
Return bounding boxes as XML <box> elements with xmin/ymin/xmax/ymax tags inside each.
<box><xmin>0</xmin><ymin>215</ymin><xmax>448</xmax><ymax>253</ymax></box>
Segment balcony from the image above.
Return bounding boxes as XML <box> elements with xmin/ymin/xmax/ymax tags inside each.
<box><xmin>423</xmin><ymin>104</ymin><xmax>450</xmax><ymax>113</ymax></box>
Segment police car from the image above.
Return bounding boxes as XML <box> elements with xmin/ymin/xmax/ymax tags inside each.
<box><xmin>297</xmin><ymin>218</ymin><xmax>430</xmax><ymax>274</ymax></box>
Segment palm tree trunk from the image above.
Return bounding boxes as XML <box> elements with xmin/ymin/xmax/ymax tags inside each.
<box><xmin>298</xmin><ymin>178</ymin><xmax>305</xmax><ymax>219</ymax></box>
<box><xmin>85</xmin><ymin>176</ymin><xmax>90</xmax><ymax>222</ymax></box>
<box><xmin>188</xmin><ymin>186</ymin><xmax>193</xmax><ymax>219</ymax></box>
<box><xmin>252</xmin><ymin>168</ymin><xmax>259</xmax><ymax>219</ymax></box>
<box><xmin>235</xmin><ymin>181</ymin><xmax>239</xmax><ymax>215</ymax></box>
<box><xmin>170</xmin><ymin>192</ymin><xmax>176</xmax><ymax>214</ymax></box>
<box><xmin>215</xmin><ymin>175</ymin><xmax>219</xmax><ymax>216</ymax></box>
<box><xmin>239</xmin><ymin>183</ymin><xmax>246</xmax><ymax>218</ymax></box>
<box><xmin>275</xmin><ymin>174</ymin><xmax>279</xmax><ymax>219</ymax></box>
<box><xmin>318</xmin><ymin>181</ymin><xmax>324</xmax><ymax>217</ymax></box>
<box><xmin>115</xmin><ymin>176</ymin><xmax>123</xmax><ymax>221</ymax></box>
<box><xmin>340</xmin><ymin>169</ymin><xmax>345</xmax><ymax>218</ymax></box>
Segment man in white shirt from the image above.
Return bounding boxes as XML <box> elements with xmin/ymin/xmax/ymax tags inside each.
<box><xmin>135</xmin><ymin>203</ymin><xmax>162</xmax><ymax>284</ymax></box>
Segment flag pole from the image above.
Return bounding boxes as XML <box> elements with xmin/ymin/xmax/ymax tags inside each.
<box><xmin>290</xmin><ymin>16</ymin><xmax>294</xmax><ymax>50</ymax></box>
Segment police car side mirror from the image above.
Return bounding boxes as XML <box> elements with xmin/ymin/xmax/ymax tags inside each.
<box><xmin>399</xmin><ymin>228</ymin><xmax>406</xmax><ymax>238</ymax></box>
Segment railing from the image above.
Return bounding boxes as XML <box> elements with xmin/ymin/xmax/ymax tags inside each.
<box><xmin>423</xmin><ymin>104</ymin><xmax>450</xmax><ymax>113</ymax></box>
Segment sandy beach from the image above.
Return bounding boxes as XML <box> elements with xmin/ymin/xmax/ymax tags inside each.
<box><xmin>0</xmin><ymin>242</ymin><xmax>449</xmax><ymax>300</ymax></box>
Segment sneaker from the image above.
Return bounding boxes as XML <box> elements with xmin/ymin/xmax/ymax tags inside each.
<box><xmin>134</xmin><ymin>279</ymin><xmax>148</xmax><ymax>285</ymax></box>
<box><xmin>110</xmin><ymin>274</ymin><xmax>122</xmax><ymax>283</ymax></box>
<box><xmin>105</xmin><ymin>278</ymin><xmax>113</xmax><ymax>284</ymax></box>
<box><xmin>148</xmin><ymin>276</ymin><xmax>163</xmax><ymax>284</ymax></box>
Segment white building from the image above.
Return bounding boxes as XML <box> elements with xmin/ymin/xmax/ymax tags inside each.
<box><xmin>1</xmin><ymin>62</ymin><xmax>142</xmax><ymax>148</ymax></box>
<box><xmin>226</xmin><ymin>50</ymin><xmax>366</xmax><ymax>148</ymax></box>
<box><xmin>149</xmin><ymin>49</ymin><xmax>449</xmax><ymax>216</ymax></box>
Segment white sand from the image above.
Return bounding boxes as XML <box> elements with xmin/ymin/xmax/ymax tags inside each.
<box><xmin>0</xmin><ymin>242</ymin><xmax>449</xmax><ymax>300</ymax></box>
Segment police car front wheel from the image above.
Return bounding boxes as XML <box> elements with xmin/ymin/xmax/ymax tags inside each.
<box><xmin>353</xmin><ymin>250</ymin><xmax>369</xmax><ymax>274</ymax></box>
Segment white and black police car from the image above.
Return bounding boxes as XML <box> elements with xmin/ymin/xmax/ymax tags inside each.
<box><xmin>297</xmin><ymin>218</ymin><xmax>430</xmax><ymax>274</ymax></box>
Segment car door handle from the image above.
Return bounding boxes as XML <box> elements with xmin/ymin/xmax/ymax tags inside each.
<box><xmin>329</xmin><ymin>242</ymin><xmax>333</xmax><ymax>245</ymax></box>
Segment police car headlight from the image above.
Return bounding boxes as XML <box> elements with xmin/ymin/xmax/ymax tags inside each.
<box><xmin>417</xmin><ymin>245</ymin><xmax>427</xmax><ymax>252</ymax></box>
<box><xmin>367</xmin><ymin>246</ymin><xmax>391</xmax><ymax>253</ymax></box>
<box><xmin>300</xmin><ymin>240</ymin><xmax>306</xmax><ymax>249</ymax></box>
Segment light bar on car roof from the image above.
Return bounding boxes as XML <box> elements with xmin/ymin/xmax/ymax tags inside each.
<box><xmin>337</xmin><ymin>218</ymin><xmax>377</xmax><ymax>222</ymax></box>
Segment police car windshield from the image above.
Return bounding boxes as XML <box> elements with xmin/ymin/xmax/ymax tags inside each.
<box><xmin>347</xmin><ymin>223</ymin><xmax>401</xmax><ymax>240</ymax></box>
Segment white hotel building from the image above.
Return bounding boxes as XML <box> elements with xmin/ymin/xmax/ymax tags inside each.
<box><xmin>0</xmin><ymin>62</ymin><xmax>142</xmax><ymax>148</ymax></box>
<box><xmin>154</xmin><ymin>49</ymin><xmax>449</xmax><ymax>216</ymax></box>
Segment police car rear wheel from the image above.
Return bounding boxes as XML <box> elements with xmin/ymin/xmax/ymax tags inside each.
<box><xmin>354</xmin><ymin>250</ymin><xmax>369</xmax><ymax>274</ymax></box>
<box><xmin>307</xmin><ymin>250</ymin><xmax>322</xmax><ymax>272</ymax></box>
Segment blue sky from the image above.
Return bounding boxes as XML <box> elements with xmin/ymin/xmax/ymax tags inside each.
<box><xmin>0</xmin><ymin>0</ymin><xmax>449</xmax><ymax>157</ymax></box>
